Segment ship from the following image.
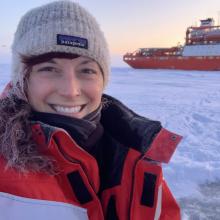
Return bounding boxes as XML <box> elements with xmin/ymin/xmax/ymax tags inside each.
<box><xmin>123</xmin><ymin>18</ymin><xmax>220</xmax><ymax>71</ymax></box>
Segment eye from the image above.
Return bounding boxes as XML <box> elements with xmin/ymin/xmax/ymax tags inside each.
<box><xmin>80</xmin><ymin>68</ymin><xmax>97</xmax><ymax>74</ymax></box>
<box><xmin>37</xmin><ymin>66</ymin><xmax>58</xmax><ymax>72</ymax></box>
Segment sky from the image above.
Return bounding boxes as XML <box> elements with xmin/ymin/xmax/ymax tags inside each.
<box><xmin>1</xmin><ymin>0</ymin><xmax>220</xmax><ymax>66</ymax></box>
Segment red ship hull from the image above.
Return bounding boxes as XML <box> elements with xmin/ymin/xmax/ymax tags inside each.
<box><xmin>123</xmin><ymin>56</ymin><xmax>220</xmax><ymax>71</ymax></box>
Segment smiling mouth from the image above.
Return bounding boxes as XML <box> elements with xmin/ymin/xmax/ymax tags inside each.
<box><xmin>50</xmin><ymin>104</ymin><xmax>85</xmax><ymax>114</ymax></box>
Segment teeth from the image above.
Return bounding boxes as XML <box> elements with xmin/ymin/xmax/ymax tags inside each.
<box><xmin>53</xmin><ymin>105</ymin><xmax>82</xmax><ymax>114</ymax></box>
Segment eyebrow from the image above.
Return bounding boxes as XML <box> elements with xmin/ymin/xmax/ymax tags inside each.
<box><xmin>79</xmin><ymin>59</ymin><xmax>95</xmax><ymax>65</ymax></box>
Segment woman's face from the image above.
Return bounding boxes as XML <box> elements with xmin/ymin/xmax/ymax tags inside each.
<box><xmin>27</xmin><ymin>56</ymin><xmax>104</xmax><ymax>119</ymax></box>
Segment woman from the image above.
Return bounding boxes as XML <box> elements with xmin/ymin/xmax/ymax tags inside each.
<box><xmin>0</xmin><ymin>1</ymin><xmax>182</xmax><ymax>219</ymax></box>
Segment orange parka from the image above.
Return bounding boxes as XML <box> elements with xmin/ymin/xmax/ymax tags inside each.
<box><xmin>0</xmin><ymin>89</ymin><xmax>182</xmax><ymax>220</ymax></box>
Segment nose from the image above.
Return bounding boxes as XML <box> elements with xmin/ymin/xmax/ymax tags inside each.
<box><xmin>58</xmin><ymin>71</ymin><xmax>81</xmax><ymax>98</ymax></box>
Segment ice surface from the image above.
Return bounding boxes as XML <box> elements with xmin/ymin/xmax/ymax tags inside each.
<box><xmin>1</xmin><ymin>64</ymin><xmax>220</xmax><ymax>219</ymax></box>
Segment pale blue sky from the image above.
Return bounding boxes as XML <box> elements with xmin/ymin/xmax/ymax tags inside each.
<box><xmin>1</xmin><ymin>0</ymin><xmax>220</xmax><ymax>66</ymax></box>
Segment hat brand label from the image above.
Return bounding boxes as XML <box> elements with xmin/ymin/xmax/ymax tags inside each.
<box><xmin>57</xmin><ymin>34</ymin><xmax>88</xmax><ymax>49</ymax></box>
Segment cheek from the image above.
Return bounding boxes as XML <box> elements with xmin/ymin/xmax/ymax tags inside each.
<box><xmin>84</xmin><ymin>80</ymin><xmax>104</xmax><ymax>101</ymax></box>
<box><xmin>27</xmin><ymin>76</ymin><xmax>53</xmax><ymax>106</ymax></box>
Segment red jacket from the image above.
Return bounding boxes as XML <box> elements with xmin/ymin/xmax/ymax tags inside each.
<box><xmin>0</xmin><ymin>89</ymin><xmax>182</xmax><ymax>220</ymax></box>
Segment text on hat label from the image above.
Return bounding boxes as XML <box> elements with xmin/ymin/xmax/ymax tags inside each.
<box><xmin>57</xmin><ymin>34</ymin><xmax>88</xmax><ymax>49</ymax></box>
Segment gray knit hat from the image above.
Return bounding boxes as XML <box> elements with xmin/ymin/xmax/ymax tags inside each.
<box><xmin>11</xmin><ymin>0</ymin><xmax>110</xmax><ymax>88</ymax></box>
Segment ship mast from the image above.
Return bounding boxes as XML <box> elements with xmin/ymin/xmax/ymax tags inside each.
<box><xmin>218</xmin><ymin>11</ymin><xmax>220</xmax><ymax>25</ymax></box>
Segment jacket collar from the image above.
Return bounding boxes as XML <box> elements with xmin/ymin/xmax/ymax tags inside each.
<box><xmin>101</xmin><ymin>95</ymin><xmax>182</xmax><ymax>163</ymax></box>
<box><xmin>31</xmin><ymin>94</ymin><xmax>162</xmax><ymax>154</ymax></box>
<box><xmin>31</xmin><ymin>94</ymin><xmax>182</xmax><ymax>164</ymax></box>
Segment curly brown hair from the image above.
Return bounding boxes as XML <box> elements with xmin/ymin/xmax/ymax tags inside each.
<box><xmin>0</xmin><ymin>52</ymin><xmax>93</xmax><ymax>173</ymax></box>
<box><xmin>0</xmin><ymin>87</ymin><xmax>56</xmax><ymax>174</ymax></box>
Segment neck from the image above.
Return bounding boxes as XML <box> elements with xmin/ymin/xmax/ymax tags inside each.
<box><xmin>30</xmin><ymin>106</ymin><xmax>103</xmax><ymax>152</ymax></box>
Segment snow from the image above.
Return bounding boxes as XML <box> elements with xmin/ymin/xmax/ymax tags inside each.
<box><xmin>1</xmin><ymin>64</ymin><xmax>220</xmax><ymax>219</ymax></box>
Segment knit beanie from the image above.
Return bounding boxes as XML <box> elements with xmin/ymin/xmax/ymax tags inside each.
<box><xmin>11</xmin><ymin>0</ymin><xmax>110</xmax><ymax>88</ymax></box>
